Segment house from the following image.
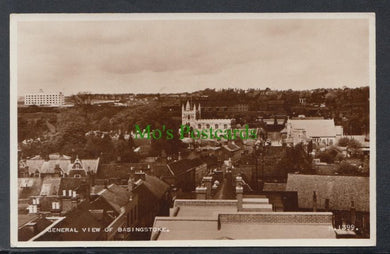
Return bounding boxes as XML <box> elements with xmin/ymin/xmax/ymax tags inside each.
<box><xmin>130</xmin><ymin>172</ymin><xmax>171</xmax><ymax>237</ymax></box>
<box><xmin>222</xmin><ymin>141</ymin><xmax>241</xmax><ymax>162</ymax></box>
<box><xmin>286</xmin><ymin>173</ymin><xmax>370</xmax><ymax>237</ymax></box>
<box><xmin>285</xmin><ymin>118</ymin><xmax>343</xmax><ymax>146</ymax></box>
<box><xmin>25</xmin><ymin>201</ymin><xmax>115</xmax><ymax>241</ymax></box>
<box><xmin>23</xmin><ymin>154</ymin><xmax>100</xmax><ymax>177</ymax></box>
<box><xmin>286</xmin><ymin>174</ymin><xmax>369</xmax><ymax>212</ymax></box>
<box><xmin>167</xmin><ymin>158</ymin><xmax>208</xmax><ymax>192</ymax></box>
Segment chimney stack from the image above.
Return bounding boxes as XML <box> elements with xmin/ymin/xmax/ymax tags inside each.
<box><xmin>195</xmin><ymin>185</ymin><xmax>207</xmax><ymax>200</ymax></box>
<box><xmin>135</xmin><ymin>171</ymin><xmax>146</xmax><ymax>181</ymax></box>
<box><xmin>350</xmin><ymin>200</ymin><xmax>356</xmax><ymax>226</ymax></box>
<box><xmin>236</xmin><ymin>176</ymin><xmax>243</xmax><ymax>211</ymax></box>
<box><xmin>202</xmin><ymin>176</ymin><xmax>213</xmax><ymax>199</ymax></box>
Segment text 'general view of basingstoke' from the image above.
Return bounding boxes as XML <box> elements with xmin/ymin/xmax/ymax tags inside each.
<box><xmin>17</xmin><ymin>87</ymin><xmax>370</xmax><ymax>241</ymax></box>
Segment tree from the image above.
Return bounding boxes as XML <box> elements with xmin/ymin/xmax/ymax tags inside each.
<box><xmin>337</xmin><ymin>137</ymin><xmax>350</xmax><ymax>147</ymax></box>
<box><xmin>337</xmin><ymin>161</ymin><xmax>359</xmax><ymax>175</ymax></box>
<box><xmin>99</xmin><ymin>117</ymin><xmax>111</xmax><ymax>131</ymax></box>
<box><xmin>276</xmin><ymin>143</ymin><xmax>314</xmax><ymax>176</ymax></box>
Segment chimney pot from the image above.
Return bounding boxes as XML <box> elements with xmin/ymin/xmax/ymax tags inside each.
<box><xmin>195</xmin><ymin>186</ymin><xmax>207</xmax><ymax>200</ymax></box>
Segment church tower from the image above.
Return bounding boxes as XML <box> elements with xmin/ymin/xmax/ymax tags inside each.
<box><xmin>182</xmin><ymin>100</ymin><xmax>197</xmax><ymax>127</ymax></box>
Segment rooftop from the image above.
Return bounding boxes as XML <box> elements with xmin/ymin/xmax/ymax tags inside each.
<box><xmin>288</xmin><ymin>119</ymin><xmax>337</xmax><ymax>138</ymax></box>
<box><xmin>286</xmin><ymin>173</ymin><xmax>369</xmax><ymax>212</ymax></box>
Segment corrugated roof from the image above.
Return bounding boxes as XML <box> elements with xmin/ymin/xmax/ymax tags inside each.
<box><xmin>286</xmin><ymin>174</ymin><xmax>369</xmax><ymax>212</ymax></box>
<box><xmin>288</xmin><ymin>119</ymin><xmax>337</xmax><ymax>137</ymax></box>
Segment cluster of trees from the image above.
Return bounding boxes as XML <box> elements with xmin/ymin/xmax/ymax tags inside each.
<box><xmin>275</xmin><ymin>143</ymin><xmax>314</xmax><ymax>176</ymax></box>
<box><xmin>19</xmin><ymin>101</ymin><xmax>188</xmax><ymax>162</ymax></box>
<box><xmin>314</xmin><ymin>138</ymin><xmax>368</xmax><ymax>176</ymax></box>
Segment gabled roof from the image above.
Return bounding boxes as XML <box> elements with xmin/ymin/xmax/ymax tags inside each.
<box><xmin>25</xmin><ymin>157</ymin><xmax>99</xmax><ymax>175</ymax></box>
<box><xmin>141</xmin><ymin>175</ymin><xmax>170</xmax><ymax>199</ymax></box>
<box><xmin>223</xmin><ymin>143</ymin><xmax>241</xmax><ymax>152</ymax></box>
<box><xmin>168</xmin><ymin>158</ymin><xmax>206</xmax><ymax>176</ymax></box>
<box><xmin>59</xmin><ymin>177</ymin><xmax>88</xmax><ymax>193</ymax></box>
<box><xmin>18</xmin><ymin>217</ymin><xmax>53</xmax><ymax>241</ymax></box>
<box><xmin>286</xmin><ymin>174</ymin><xmax>369</xmax><ymax>212</ymax></box>
<box><xmin>39</xmin><ymin>177</ymin><xmax>61</xmax><ymax>196</ymax></box>
<box><xmin>79</xmin><ymin>158</ymin><xmax>100</xmax><ymax>174</ymax></box>
<box><xmin>18</xmin><ymin>178</ymin><xmax>43</xmax><ymax>199</ymax></box>
<box><xmin>288</xmin><ymin>119</ymin><xmax>337</xmax><ymax>138</ymax></box>
<box><xmin>35</xmin><ymin>202</ymin><xmax>112</xmax><ymax>241</ymax></box>
<box><xmin>98</xmin><ymin>184</ymin><xmax>131</xmax><ymax>213</ymax></box>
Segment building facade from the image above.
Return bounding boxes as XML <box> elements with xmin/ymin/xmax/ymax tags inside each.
<box><xmin>182</xmin><ymin>100</ymin><xmax>232</xmax><ymax>131</ymax></box>
<box><xmin>24</xmin><ymin>90</ymin><xmax>65</xmax><ymax>106</ymax></box>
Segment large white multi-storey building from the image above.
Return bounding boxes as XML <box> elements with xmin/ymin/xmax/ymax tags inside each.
<box><xmin>24</xmin><ymin>90</ymin><xmax>65</xmax><ymax>106</ymax></box>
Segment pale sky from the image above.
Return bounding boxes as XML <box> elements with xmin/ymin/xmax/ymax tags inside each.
<box><xmin>16</xmin><ymin>17</ymin><xmax>370</xmax><ymax>96</ymax></box>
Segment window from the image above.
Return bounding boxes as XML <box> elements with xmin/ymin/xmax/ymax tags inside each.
<box><xmin>198</xmin><ymin>124</ymin><xmax>202</xmax><ymax>129</ymax></box>
<box><xmin>63</xmin><ymin>190</ymin><xmax>66</xmax><ymax>196</ymax></box>
<box><xmin>206</xmin><ymin>124</ymin><xmax>210</xmax><ymax>128</ymax></box>
<box><xmin>52</xmin><ymin>201</ymin><xmax>60</xmax><ymax>210</ymax></box>
<box><xmin>32</xmin><ymin>198</ymin><xmax>37</xmax><ymax>205</ymax></box>
<box><xmin>28</xmin><ymin>204</ymin><xmax>37</xmax><ymax>214</ymax></box>
<box><xmin>325</xmin><ymin>199</ymin><xmax>330</xmax><ymax>210</ymax></box>
<box><xmin>68</xmin><ymin>190</ymin><xmax>72</xmax><ymax>196</ymax></box>
<box><xmin>215</xmin><ymin>124</ymin><xmax>219</xmax><ymax>129</ymax></box>
<box><xmin>224</xmin><ymin>124</ymin><xmax>228</xmax><ymax>129</ymax></box>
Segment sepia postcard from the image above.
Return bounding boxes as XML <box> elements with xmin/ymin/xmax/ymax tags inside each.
<box><xmin>10</xmin><ymin>13</ymin><xmax>376</xmax><ymax>247</ymax></box>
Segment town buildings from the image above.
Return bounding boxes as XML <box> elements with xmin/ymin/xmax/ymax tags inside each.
<box><xmin>151</xmin><ymin>176</ymin><xmax>336</xmax><ymax>240</ymax></box>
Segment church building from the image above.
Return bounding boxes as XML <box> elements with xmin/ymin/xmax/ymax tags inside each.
<box><xmin>181</xmin><ymin>100</ymin><xmax>232</xmax><ymax>131</ymax></box>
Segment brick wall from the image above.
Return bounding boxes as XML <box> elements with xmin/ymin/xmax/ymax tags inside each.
<box><xmin>218</xmin><ymin>212</ymin><xmax>333</xmax><ymax>224</ymax></box>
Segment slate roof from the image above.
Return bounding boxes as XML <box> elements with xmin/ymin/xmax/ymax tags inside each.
<box><xmin>18</xmin><ymin>178</ymin><xmax>43</xmax><ymax>199</ymax></box>
<box><xmin>263</xmin><ymin>183</ymin><xmax>287</xmax><ymax>192</ymax></box>
<box><xmin>34</xmin><ymin>202</ymin><xmax>112</xmax><ymax>241</ymax></box>
<box><xmin>288</xmin><ymin>119</ymin><xmax>338</xmax><ymax>138</ymax></box>
<box><xmin>286</xmin><ymin>174</ymin><xmax>369</xmax><ymax>212</ymax></box>
<box><xmin>39</xmin><ymin>177</ymin><xmax>61</xmax><ymax>196</ymax></box>
<box><xmin>25</xmin><ymin>157</ymin><xmax>99</xmax><ymax>175</ymax></box>
<box><xmin>152</xmin><ymin>164</ymin><xmax>172</xmax><ymax>178</ymax></box>
<box><xmin>97</xmin><ymin>163</ymin><xmax>152</xmax><ymax>179</ymax></box>
<box><xmin>142</xmin><ymin>175</ymin><xmax>170</xmax><ymax>199</ymax></box>
<box><xmin>59</xmin><ymin>177</ymin><xmax>88</xmax><ymax>193</ymax></box>
<box><xmin>167</xmin><ymin>158</ymin><xmax>206</xmax><ymax>176</ymax></box>
<box><xmin>18</xmin><ymin>217</ymin><xmax>53</xmax><ymax>241</ymax></box>
<box><xmin>98</xmin><ymin>184</ymin><xmax>131</xmax><ymax>213</ymax></box>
